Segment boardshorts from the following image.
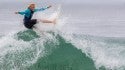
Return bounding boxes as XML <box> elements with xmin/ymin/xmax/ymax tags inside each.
<box><xmin>24</xmin><ymin>19</ymin><xmax>37</xmax><ymax>29</ymax></box>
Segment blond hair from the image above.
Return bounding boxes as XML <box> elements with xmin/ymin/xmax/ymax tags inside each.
<box><xmin>28</xmin><ymin>3</ymin><xmax>35</xmax><ymax>8</ymax></box>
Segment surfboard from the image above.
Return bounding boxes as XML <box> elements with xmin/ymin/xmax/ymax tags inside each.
<box><xmin>34</xmin><ymin>6</ymin><xmax>61</xmax><ymax>32</ymax></box>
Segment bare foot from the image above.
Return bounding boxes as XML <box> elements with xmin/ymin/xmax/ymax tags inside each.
<box><xmin>53</xmin><ymin>19</ymin><xmax>57</xmax><ymax>24</ymax></box>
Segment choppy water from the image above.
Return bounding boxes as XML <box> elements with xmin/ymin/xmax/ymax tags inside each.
<box><xmin>0</xmin><ymin>30</ymin><xmax>125</xmax><ymax>70</ymax></box>
<box><xmin>1</xmin><ymin>1</ymin><xmax>125</xmax><ymax>70</ymax></box>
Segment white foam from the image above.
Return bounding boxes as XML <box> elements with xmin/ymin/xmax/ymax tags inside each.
<box><xmin>61</xmin><ymin>33</ymin><xmax>125</xmax><ymax>70</ymax></box>
<box><xmin>0</xmin><ymin>30</ymin><xmax>59</xmax><ymax>70</ymax></box>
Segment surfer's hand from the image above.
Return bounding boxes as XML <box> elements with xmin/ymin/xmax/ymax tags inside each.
<box><xmin>47</xmin><ymin>5</ymin><xmax>52</xmax><ymax>9</ymax></box>
<box><xmin>15</xmin><ymin>12</ymin><xmax>18</xmax><ymax>14</ymax></box>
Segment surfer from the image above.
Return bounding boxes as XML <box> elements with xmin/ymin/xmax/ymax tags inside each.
<box><xmin>15</xmin><ymin>3</ymin><xmax>56</xmax><ymax>29</ymax></box>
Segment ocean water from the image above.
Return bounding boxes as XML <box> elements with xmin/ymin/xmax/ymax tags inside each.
<box><xmin>1</xmin><ymin>2</ymin><xmax>125</xmax><ymax>70</ymax></box>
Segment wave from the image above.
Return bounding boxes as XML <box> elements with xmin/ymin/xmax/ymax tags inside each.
<box><xmin>27</xmin><ymin>31</ymin><xmax>96</xmax><ymax>70</ymax></box>
<box><xmin>62</xmin><ymin>33</ymin><xmax>125</xmax><ymax>70</ymax></box>
<box><xmin>0</xmin><ymin>29</ymin><xmax>125</xmax><ymax>70</ymax></box>
<box><xmin>0</xmin><ymin>30</ymin><xmax>60</xmax><ymax>70</ymax></box>
<box><xmin>0</xmin><ymin>30</ymin><xmax>97</xmax><ymax>70</ymax></box>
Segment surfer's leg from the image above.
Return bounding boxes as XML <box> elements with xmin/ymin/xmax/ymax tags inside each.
<box><xmin>24</xmin><ymin>19</ymin><xmax>37</xmax><ymax>29</ymax></box>
<box><xmin>38</xmin><ymin>19</ymin><xmax>56</xmax><ymax>24</ymax></box>
<box><xmin>41</xmin><ymin>19</ymin><xmax>53</xmax><ymax>23</ymax></box>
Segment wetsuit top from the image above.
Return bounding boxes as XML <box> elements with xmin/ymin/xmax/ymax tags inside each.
<box><xmin>24</xmin><ymin>9</ymin><xmax>34</xmax><ymax>22</ymax></box>
<box><xmin>18</xmin><ymin>7</ymin><xmax>48</xmax><ymax>22</ymax></box>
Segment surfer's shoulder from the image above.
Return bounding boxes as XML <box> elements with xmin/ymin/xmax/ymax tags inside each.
<box><xmin>25</xmin><ymin>9</ymin><xmax>30</xmax><ymax>12</ymax></box>
<box><xmin>22</xmin><ymin>9</ymin><xmax>30</xmax><ymax>14</ymax></box>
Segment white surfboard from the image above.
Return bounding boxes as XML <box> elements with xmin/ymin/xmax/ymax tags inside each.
<box><xmin>34</xmin><ymin>6</ymin><xmax>61</xmax><ymax>32</ymax></box>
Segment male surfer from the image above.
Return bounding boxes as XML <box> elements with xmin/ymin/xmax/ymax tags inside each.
<box><xmin>15</xmin><ymin>3</ymin><xmax>56</xmax><ymax>29</ymax></box>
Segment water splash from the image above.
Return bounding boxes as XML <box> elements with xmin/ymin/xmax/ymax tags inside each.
<box><xmin>34</xmin><ymin>5</ymin><xmax>67</xmax><ymax>32</ymax></box>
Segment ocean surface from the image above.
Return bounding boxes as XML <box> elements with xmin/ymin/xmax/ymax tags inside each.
<box><xmin>0</xmin><ymin>2</ymin><xmax>125</xmax><ymax>70</ymax></box>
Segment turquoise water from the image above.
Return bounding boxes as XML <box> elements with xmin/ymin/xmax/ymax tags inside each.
<box><xmin>0</xmin><ymin>30</ymin><xmax>125</xmax><ymax>70</ymax></box>
<box><xmin>0</xmin><ymin>30</ymin><xmax>97</xmax><ymax>70</ymax></box>
<box><xmin>1</xmin><ymin>1</ymin><xmax>125</xmax><ymax>70</ymax></box>
<box><xmin>28</xmin><ymin>33</ymin><xmax>96</xmax><ymax>70</ymax></box>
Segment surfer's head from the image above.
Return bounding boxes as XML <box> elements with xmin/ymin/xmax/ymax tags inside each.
<box><xmin>28</xmin><ymin>3</ymin><xmax>35</xmax><ymax>11</ymax></box>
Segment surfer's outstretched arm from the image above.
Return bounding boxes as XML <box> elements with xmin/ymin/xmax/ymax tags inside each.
<box><xmin>15</xmin><ymin>10</ymin><xmax>29</xmax><ymax>15</ymax></box>
<box><xmin>34</xmin><ymin>5</ymin><xmax>52</xmax><ymax>12</ymax></box>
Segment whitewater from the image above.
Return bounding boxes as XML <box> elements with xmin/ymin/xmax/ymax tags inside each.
<box><xmin>0</xmin><ymin>2</ymin><xmax>125</xmax><ymax>70</ymax></box>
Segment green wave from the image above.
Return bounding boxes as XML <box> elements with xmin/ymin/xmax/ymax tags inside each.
<box><xmin>15</xmin><ymin>29</ymin><xmax>40</xmax><ymax>41</ymax></box>
<box><xmin>0</xmin><ymin>30</ymin><xmax>97</xmax><ymax>70</ymax></box>
<box><xmin>27</xmin><ymin>33</ymin><xmax>96</xmax><ymax>70</ymax></box>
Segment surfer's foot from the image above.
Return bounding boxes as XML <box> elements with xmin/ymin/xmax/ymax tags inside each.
<box><xmin>53</xmin><ymin>19</ymin><xmax>57</xmax><ymax>24</ymax></box>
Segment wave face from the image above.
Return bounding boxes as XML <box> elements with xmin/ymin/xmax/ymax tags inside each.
<box><xmin>0</xmin><ymin>30</ymin><xmax>125</xmax><ymax>70</ymax></box>
<box><xmin>62</xmin><ymin>34</ymin><xmax>125</xmax><ymax>70</ymax></box>
<box><xmin>0</xmin><ymin>30</ymin><xmax>96</xmax><ymax>70</ymax></box>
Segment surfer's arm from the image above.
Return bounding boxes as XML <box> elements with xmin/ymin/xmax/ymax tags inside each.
<box><xmin>34</xmin><ymin>7</ymin><xmax>48</xmax><ymax>12</ymax></box>
<box><xmin>34</xmin><ymin>5</ymin><xmax>52</xmax><ymax>12</ymax></box>
<box><xmin>17</xmin><ymin>10</ymin><xmax>29</xmax><ymax>15</ymax></box>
